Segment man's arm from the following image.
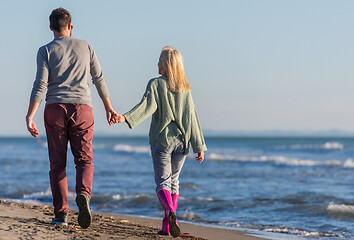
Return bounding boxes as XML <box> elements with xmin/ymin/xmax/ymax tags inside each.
<box><xmin>101</xmin><ymin>97</ymin><xmax>118</xmax><ymax>125</ymax></box>
<box><xmin>25</xmin><ymin>100</ymin><xmax>40</xmax><ymax>137</ymax></box>
<box><xmin>88</xmin><ymin>43</ymin><xmax>118</xmax><ymax>125</ymax></box>
<box><xmin>26</xmin><ymin>47</ymin><xmax>49</xmax><ymax>137</ymax></box>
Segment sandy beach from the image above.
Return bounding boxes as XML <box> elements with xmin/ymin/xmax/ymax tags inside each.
<box><xmin>0</xmin><ymin>200</ymin><xmax>266</xmax><ymax>240</ymax></box>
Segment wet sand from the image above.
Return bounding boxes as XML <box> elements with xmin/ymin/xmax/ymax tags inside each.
<box><xmin>0</xmin><ymin>200</ymin><xmax>266</xmax><ymax>240</ymax></box>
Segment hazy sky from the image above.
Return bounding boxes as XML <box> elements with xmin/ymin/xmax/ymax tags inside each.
<box><xmin>1</xmin><ymin>0</ymin><xmax>354</xmax><ymax>136</ymax></box>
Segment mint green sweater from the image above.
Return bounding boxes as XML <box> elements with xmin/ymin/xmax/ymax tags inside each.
<box><xmin>124</xmin><ymin>76</ymin><xmax>207</xmax><ymax>154</ymax></box>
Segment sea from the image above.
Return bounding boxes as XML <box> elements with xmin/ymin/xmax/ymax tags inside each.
<box><xmin>0</xmin><ymin>136</ymin><xmax>353</xmax><ymax>239</ymax></box>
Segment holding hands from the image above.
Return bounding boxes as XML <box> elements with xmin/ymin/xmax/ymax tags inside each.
<box><xmin>106</xmin><ymin>109</ymin><xmax>119</xmax><ymax>125</ymax></box>
<box><xmin>109</xmin><ymin>113</ymin><xmax>126</xmax><ymax>124</ymax></box>
<box><xmin>115</xmin><ymin>114</ymin><xmax>126</xmax><ymax>123</ymax></box>
<box><xmin>102</xmin><ymin>98</ymin><xmax>123</xmax><ymax>126</ymax></box>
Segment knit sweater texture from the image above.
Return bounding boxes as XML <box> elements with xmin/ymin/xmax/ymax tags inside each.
<box><xmin>30</xmin><ymin>36</ymin><xmax>109</xmax><ymax>106</ymax></box>
<box><xmin>124</xmin><ymin>76</ymin><xmax>207</xmax><ymax>154</ymax></box>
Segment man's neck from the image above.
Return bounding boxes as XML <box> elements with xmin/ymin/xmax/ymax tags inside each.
<box><xmin>53</xmin><ymin>31</ymin><xmax>70</xmax><ymax>39</ymax></box>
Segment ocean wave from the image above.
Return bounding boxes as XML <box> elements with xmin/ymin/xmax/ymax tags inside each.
<box><xmin>224</xmin><ymin>221</ymin><xmax>342</xmax><ymax>238</ymax></box>
<box><xmin>196</xmin><ymin>197</ymin><xmax>214</xmax><ymax>202</ymax></box>
<box><xmin>327</xmin><ymin>202</ymin><xmax>354</xmax><ymax>217</ymax></box>
<box><xmin>180</xmin><ymin>182</ymin><xmax>200</xmax><ymax>190</ymax></box>
<box><xmin>264</xmin><ymin>226</ymin><xmax>341</xmax><ymax>238</ymax></box>
<box><xmin>208</xmin><ymin>153</ymin><xmax>343</xmax><ymax>167</ymax></box>
<box><xmin>179</xmin><ymin>209</ymin><xmax>201</xmax><ymax>221</ymax></box>
<box><xmin>92</xmin><ymin>144</ymin><xmax>109</xmax><ymax>150</ymax></box>
<box><xmin>23</xmin><ymin>188</ymin><xmax>76</xmax><ymax>201</ymax></box>
<box><xmin>112</xmin><ymin>193</ymin><xmax>154</xmax><ymax>202</ymax></box>
<box><xmin>112</xmin><ymin>194</ymin><xmax>123</xmax><ymax>201</ymax></box>
<box><xmin>113</xmin><ymin>144</ymin><xmax>150</xmax><ymax>154</ymax></box>
<box><xmin>276</xmin><ymin>142</ymin><xmax>343</xmax><ymax>151</ymax></box>
<box><xmin>23</xmin><ymin>188</ymin><xmax>52</xmax><ymax>199</ymax></box>
<box><xmin>0</xmin><ymin>198</ymin><xmax>45</xmax><ymax>206</ymax></box>
<box><xmin>344</xmin><ymin>159</ymin><xmax>354</xmax><ymax>168</ymax></box>
<box><xmin>321</xmin><ymin>142</ymin><xmax>344</xmax><ymax>150</ymax></box>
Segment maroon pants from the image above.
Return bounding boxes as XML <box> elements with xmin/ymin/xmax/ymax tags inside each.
<box><xmin>44</xmin><ymin>103</ymin><xmax>94</xmax><ymax>217</ymax></box>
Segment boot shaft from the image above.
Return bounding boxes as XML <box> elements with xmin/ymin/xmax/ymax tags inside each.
<box><xmin>172</xmin><ymin>193</ymin><xmax>179</xmax><ymax>212</ymax></box>
<box><xmin>157</xmin><ymin>188</ymin><xmax>174</xmax><ymax>213</ymax></box>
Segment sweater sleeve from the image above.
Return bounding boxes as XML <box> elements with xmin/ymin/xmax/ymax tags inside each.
<box><xmin>124</xmin><ymin>80</ymin><xmax>158</xmax><ymax>129</ymax></box>
<box><xmin>89</xmin><ymin>43</ymin><xmax>109</xmax><ymax>99</ymax></box>
<box><xmin>30</xmin><ymin>47</ymin><xmax>49</xmax><ymax>103</ymax></box>
<box><xmin>189</xmin><ymin>97</ymin><xmax>207</xmax><ymax>153</ymax></box>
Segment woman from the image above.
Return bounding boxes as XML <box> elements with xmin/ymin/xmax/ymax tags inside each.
<box><xmin>116</xmin><ymin>46</ymin><xmax>207</xmax><ymax>237</ymax></box>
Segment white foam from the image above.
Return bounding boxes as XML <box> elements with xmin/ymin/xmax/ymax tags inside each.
<box><xmin>113</xmin><ymin>144</ymin><xmax>150</xmax><ymax>154</ymax></box>
<box><xmin>327</xmin><ymin>202</ymin><xmax>354</xmax><ymax>215</ymax></box>
<box><xmin>322</xmin><ymin>142</ymin><xmax>344</xmax><ymax>150</ymax></box>
<box><xmin>23</xmin><ymin>188</ymin><xmax>75</xmax><ymax>200</ymax></box>
<box><xmin>287</xmin><ymin>142</ymin><xmax>344</xmax><ymax>150</ymax></box>
<box><xmin>264</xmin><ymin>227</ymin><xmax>341</xmax><ymax>237</ymax></box>
<box><xmin>92</xmin><ymin>144</ymin><xmax>108</xmax><ymax>150</ymax></box>
<box><xmin>112</xmin><ymin>193</ymin><xmax>153</xmax><ymax>201</ymax></box>
<box><xmin>196</xmin><ymin>197</ymin><xmax>214</xmax><ymax>202</ymax></box>
<box><xmin>208</xmin><ymin>153</ymin><xmax>342</xmax><ymax>167</ymax></box>
<box><xmin>344</xmin><ymin>159</ymin><xmax>354</xmax><ymax>168</ymax></box>
<box><xmin>23</xmin><ymin>188</ymin><xmax>52</xmax><ymax>198</ymax></box>
<box><xmin>112</xmin><ymin>194</ymin><xmax>122</xmax><ymax>200</ymax></box>
<box><xmin>0</xmin><ymin>198</ymin><xmax>45</xmax><ymax>206</ymax></box>
<box><xmin>179</xmin><ymin>209</ymin><xmax>201</xmax><ymax>221</ymax></box>
<box><xmin>225</xmin><ymin>222</ymin><xmax>243</xmax><ymax>227</ymax></box>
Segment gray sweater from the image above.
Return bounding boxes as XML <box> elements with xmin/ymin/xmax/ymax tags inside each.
<box><xmin>30</xmin><ymin>36</ymin><xmax>109</xmax><ymax>106</ymax></box>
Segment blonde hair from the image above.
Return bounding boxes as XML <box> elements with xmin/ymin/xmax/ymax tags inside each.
<box><xmin>159</xmin><ymin>46</ymin><xmax>191</xmax><ymax>93</ymax></box>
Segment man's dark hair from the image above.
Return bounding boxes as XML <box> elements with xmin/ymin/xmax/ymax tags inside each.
<box><xmin>49</xmin><ymin>8</ymin><xmax>71</xmax><ymax>32</ymax></box>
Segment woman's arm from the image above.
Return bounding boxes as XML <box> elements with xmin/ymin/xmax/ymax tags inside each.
<box><xmin>189</xmin><ymin>101</ymin><xmax>207</xmax><ymax>154</ymax></box>
<box><xmin>122</xmin><ymin>80</ymin><xmax>158</xmax><ymax>129</ymax></box>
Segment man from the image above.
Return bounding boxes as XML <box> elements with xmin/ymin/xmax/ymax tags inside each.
<box><xmin>25</xmin><ymin>8</ymin><xmax>117</xmax><ymax>228</ymax></box>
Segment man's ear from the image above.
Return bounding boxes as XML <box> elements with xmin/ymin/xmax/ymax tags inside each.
<box><xmin>50</xmin><ymin>25</ymin><xmax>53</xmax><ymax>31</ymax></box>
<box><xmin>67</xmin><ymin>23</ymin><xmax>72</xmax><ymax>30</ymax></box>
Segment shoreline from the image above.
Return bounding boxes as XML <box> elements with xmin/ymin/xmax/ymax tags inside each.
<box><xmin>0</xmin><ymin>200</ymin><xmax>269</xmax><ymax>240</ymax></box>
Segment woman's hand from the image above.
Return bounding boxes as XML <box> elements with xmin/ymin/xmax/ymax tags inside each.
<box><xmin>116</xmin><ymin>114</ymin><xmax>126</xmax><ymax>123</ymax></box>
<box><xmin>196</xmin><ymin>151</ymin><xmax>204</xmax><ymax>163</ymax></box>
<box><xmin>110</xmin><ymin>114</ymin><xmax>126</xmax><ymax>124</ymax></box>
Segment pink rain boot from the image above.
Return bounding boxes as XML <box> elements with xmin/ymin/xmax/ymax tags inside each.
<box><xmin>172</xmin><ymin>193</ymin><xmax>179</xmax><ymax>227</ymax></box>
<box><xmin>157</xmin><ymin>188</ymin><xmax>172</xmax><ymax>235</ymax></box>
<box><xmin>158</xmin><ymin>216</ymin><xmax>169</xmax><ymax>235</ymax></box>
<box><xmin>157</xmin><ymin>188</ymin><xmax>181</xmax><ymax>237</ymax></box>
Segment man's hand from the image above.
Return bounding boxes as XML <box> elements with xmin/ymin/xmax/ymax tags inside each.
<box><xmin>26</xmin><ymin>117</ymin><xmax>39</xmax><ymax>137</ymax></box>
<box><xmin>109</xmin><ymin>114</ymin><xmax>126</xmax><ymax>124</ymax></box>
<box><xmin>26</xmin><ymin>101</ymin><xmax>40</xmax><ymax>137</ymax></box>
<box><xmin>196</xmin><ymin>151</ymin><xmax>204</xmax><ymax>163</ymax></box>
<box><xmin>106</xmin><ymin>109</ymin><xmax>119</xmax><ymax>126</ymax></box>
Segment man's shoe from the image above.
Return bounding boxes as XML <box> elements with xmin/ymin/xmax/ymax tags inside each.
<box><xmin>76</xmin><ymin>193</ymin><xmax>92</xmax><ymax>228</ymax></box>
<box><xmin>51</xmin><ymin>213</ymin><xmax>68</xmax><ymax>226</ymax></box>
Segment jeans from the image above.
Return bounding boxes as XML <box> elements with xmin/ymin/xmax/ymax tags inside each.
<box><xmin>151</xmin><ymin>137</ymin><xmax>187</xmax><ymax>195</ymax></box>
<box><xmin>44</xmin><ymin>103</ymin><xmax>94</xmax><ymax>217</ymax></box>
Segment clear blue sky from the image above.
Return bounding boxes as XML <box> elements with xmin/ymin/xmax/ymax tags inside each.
<box><xmin>1</xmin><ymin>0</ymin><xmax>354</xmax><ymax>136</ymax></box>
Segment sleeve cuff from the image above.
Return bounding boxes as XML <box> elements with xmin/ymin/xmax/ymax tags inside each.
<box><xmin>192</xmin><ymin>144</ymin><xmax>207</xmax><ymax>153</ymax></box>
<box><xmin>30</xmin><ymin>95</ymin><xmax>43</xmax><ymax>104</ymax></box>
<box><xmin>124</xmin><ymin>113</ymin><xmax>137</xmax><ymax>129</ymax></box>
